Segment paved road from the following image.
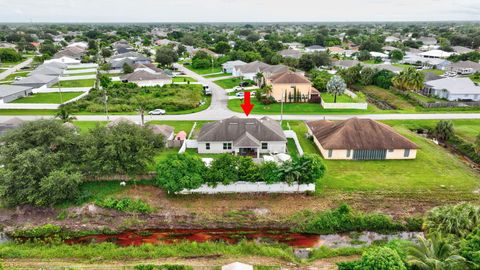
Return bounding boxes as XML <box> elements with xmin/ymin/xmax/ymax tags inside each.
<box><xmin>0</xmin><ymin>58</ymin><xmax>33</xmax><ymax>81</ymax></box>
<box><xmin>1</xmin><ymin>63</ymin><xmax>480</xmax><ymax>122</ymax></box>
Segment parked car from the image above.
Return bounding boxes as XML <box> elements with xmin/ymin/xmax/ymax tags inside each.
<box><xmin>148</xmin><ymin>109</ymin><xmax>166</xmax><ymax>115</ymax></box>
<box><xmin>233</xmin><ymin>86</ymin><xmax>244</xmax><ymax>91</ymax></box>
<box><xmin>235</xmin><ymin>92</ymin><xmax>244</xmax><ymax>97</ymax></box>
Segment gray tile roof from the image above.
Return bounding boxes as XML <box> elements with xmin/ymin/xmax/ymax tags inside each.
<box><xmin>12</xmin><ymin>74</ymin><xmax>58</xmax><ymax>86</ymax></box>
<box><xmin>0</xmin><ymin>85</ymin><xmax>33</xmax><ymax>98</ymax></box>
<box><xmin>120</xmin><ymin>70</ymin><xmax>171</xmax><ymax>81</ymax></box>
<box><xmin>198</xmin><ymin>117</ymin><xmax>286</xmax><ymax>143</ymax></box>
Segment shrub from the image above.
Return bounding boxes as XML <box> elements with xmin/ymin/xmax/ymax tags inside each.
<box><xmin>424</xmin><ymin>203</ymin><xmax>480</xmax><ymax>237</ymax></box>
<box><xmin>11</xmin><ymin>224</ymin><xmax>62</xmax><ymax>239</ymax></box>
<box><xmin>134</xmin><ymin>265</ymin><xmax>193</xmax><ymax>270</ymax></box>
<box><xmin>460</xmin><ymin>225</ymin><xmax>480</xmax><ymax>269</ymax></box>
<box><xmin>155</xmin><ymin>154</ymin><xmax>207</xmax><ymax>193</ymax></box>
<box><xmin>96</xmin><ymin>197</ymin><xmax>153</xmax><ymax>213</ymax></box>
<box><xmin>355</xmin><ymin>247</ymin><xmax>406</xmax><ymax>270</ymax></box>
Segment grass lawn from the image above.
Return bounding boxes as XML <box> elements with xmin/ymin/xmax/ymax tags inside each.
<box><xmin>321</xmin><ymin>92</ymin><xmax>366</xmax><ymax>103</ymax></box>
<box><xmin>72</xmin><ymin>121</ymin><xmax>107</xmax><ymax>134</ymax></box>
<box><xmin>204</xmin><ymin>73</ymin><xmax>232</xmax><ymax>78</ymax></box>
<box><xmin>214</xmin><ymin>77</ymin><xmax>254</xmax><ymax>89</ymax></box>
<box><xmin>2</xmin><ymin>71</ymin><xmax>29</xmax><ymax>81</ymax></box>
<box><xmin>470</xmin><ymin>74</ymin><xmax>480</xmax><ymax>84</ymax></box>
<box><xmin>228</xmin><ymin>98</ymin><xmax>381</xmax><ymax>115</ymax></box>
<box><xmin>165</xmin><ymin>96</ymin><xmax>211</xmax><ymax>115</ymax></box>
<box><xmin>12</xmin><ymin>92</ymin><xmax>83</xmax><ymax>104</ymax></box>
<box><xmin>185</xmin><ymin>65</ymin><xmax>222</xmax><ymax>75</ymax></box>
<box><xmin>173</xmin><ymin>76</ymin><xmax>197</xmax><ymax>83</ymax></box>
<box><xmin>51</xmin><ymin>79</ymin><xmax>95</xmax><ymax>88</ymax></box>
<box><xmin>422</xmin><ymin>69</ymin><xmax>445</xmax><ymax>75</ymax></box>
<box><xmin>286</xmin><ymin>120</ymin><xmax>480</xmax><ymax>193</ymax></box>
<box><xmin>0</xmin><ymin>69</ymin><xmax>6</xmax><ymax>73</ymax></box>
<box><xmin>287</xmin><ymin>138</ymin><xmax>299</xmax><ymax>159</ymax></box>
<box><xmin>410</xmin><ymin>91</ymin><xmax>444</xmax><ymax>103</ymax></box>
<box><xmin>63</xmin><ymin>72</ymin><xmax>96</xmax><ymax>77</ymax></box>
<box><xmin>362</xmin><ymin>60</ymin><xmax>383</xmax><ymax>65</ymax></box>
<box><xmin>102</xmin><ymin>73</ymin><xmax>124</xmax><ymax>78</ymax></box>
<box><xmin>0</xmin><ymin>59</ymin><xmax>26</xmax><ymax>68</ymax></box>
<box><xmin>360</xmin><ymin>85</ymin><xmax>416</xmax><ymax>110</ymax></box>
<box><xmin>392</xmin><ymin>63</ymin><xmax>413</xmax><ymax>69</ymax></box>
<box><xmin>67</xmin><ymin>67</ymin><xmax>95</xmax><ymax>71</ymax></box>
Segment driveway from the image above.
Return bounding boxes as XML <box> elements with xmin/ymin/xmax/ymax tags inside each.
<box><xmin>0</xmin><ymin>58</ymin><xmax>33</xmax><ymax>81</ymax></box>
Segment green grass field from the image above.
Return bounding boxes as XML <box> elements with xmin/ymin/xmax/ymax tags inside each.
<box><xmin>214</xmin><ymin>77</ymin><xmax>250</xmax><ymax>89</ymax></box>
<box><xmin>51</xmin><ymin>79</ymin><xmax>95</xmax><ymax>88</ymax></box>
<box><xmin>204</xmin><ymin>73</ymin><xmax>232</xmax><ymax>78</ymax></box>
<box><xmin>321</xmin><ymin>92</ymin><xmax>366</xmax><ymax>103</ymax></box>
<box><xmin>421</xmin><ymin>69</ymin><xmax>445</xmax><ymax>75</ymax></box>
<box><xmin>173</xmin><ymin>76</ymin><xmax>197</xmax><ymax>83</ymax></box>
<box><xmin>12</xmin><ymin>92</ymin><xmax>83</xmax><ymax>104</ymax></box>
<box><xmin>360</xmin><ymin>85</ymin><xmax>415</xmax><ymax>110</ymax></box>
<box><xmin>2</xmin><ymin>71</ymin><xmax>29</xmax><ymax>81</ymax></box>
<box><xmin>185</xmin><ymin>65</ymin><xmax>222</xmax><ymax>75</ymax></box>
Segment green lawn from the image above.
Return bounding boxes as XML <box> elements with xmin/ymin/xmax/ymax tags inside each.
<box><xmin>392</xmin><ymin>63</ymin><xmax>413</xmax><ymax>69</ymax></box>
<box><xmin>214</xmin><ymin>77</ymin><xmax>252</xmax><ymax>89</ymax></box>
<box><xmin>12</xmin><ymin>92</ymin><xmax>83</xmax><ymax>104</ymax></box>
<box><xmin>185</xmin><ymin>65</ymin><xmax>222</xmax><ymax>75</ymax></box>
<box><xmin>67</xmin><ymin>67</ymin><xmax>95</xmax><ymax>71</ymax></box>
<box><xmin>0</xmin><ymin>109</ymin><xmax>58</xmax><ymax>115</ymax></box>
<box><xmin>204</xmin><ymin>73</ymin><xmax>232</xmax><ymax>78</ymax></box>
<box><xmin>421</xmin><ymin>69</ymin><xmax>445</xmax><ymax>75</ymax></box>
<box><xmin>321</xmin><ymin>92</ymin><xmax>366</xmax><ymax>103</ymax></box>
<box><xmin>72</xmin><ymin>121</ymin><xmax>107</xmax><ymax>134</ymax></box>
<box><xmin>286</xmin><ymin>120</ymin><xmax>480</xmax><ymax>193</ymax></box>
<box><xmin>410</xmin><ymin>91</ymin><xmax>444</xmax><ymax>103</ymax></box>
<box><xmin>0</xmin><ymin>58</ymin><xmax>26</xmax><ymax>68</ymax></box>
<box><xmin>173</xmin><ymin>76</ymin><xmax>197</xmax><ymax>83</ymax></box>
<box><xmin>360</xmin><ymin>85</ymin><xmax>416</xmax><ymax>110</ymax></box>
<box><xmin>2</xmin><ymin>71</ymin><xmax>29</xmax><ymax>81</ymax></box>
<box><xmin>0</xmin><ymin>69</ymin><xmax>6</xmax><ymax>73</ymax></box>
<box><xmin>287</xmin><ymin>138</ymin><xmax>299</xmax><ymax>159</ymax></box>
<box><xmin>51</xmin><ymin>79</ymin><xmax>95</xmax><ymax>88</ymax></box>
<box><xmin>470</xmin><ymin>74</ymin><xmax>480</xmax><ymax>84</ymax></box>
<box><xmin>228</xmin><ymin>98</ymin><xmax>381</xmax><ymax>115</ymax></box>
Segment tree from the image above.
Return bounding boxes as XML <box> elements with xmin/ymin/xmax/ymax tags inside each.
<box><xmin>294</xmin><ymin>154</ymin><xmax>326</xmax><ymax>184</ymax></box>
<box><xmin>298</xmin><ymin>54</ymin><xmax>316</xmax><ymax>71</ymax></box>
<box><xmin>373</xmin><ymin>69</ymin><xmax>395</xmax><ymax>89</ymax></box>
<box><xmin>392</xmin><ymin>67</ymin><xmax>425</xmax><ymax>91</ymax></box>
<box><xmin>356</xmin><ymin>247</ymin><xmax>406</xmax><ymax>270</ymax></box>
<box><xmin>475</xmin><ymin>134</ymin><xmax>480</xmax><ymax>154</ymax></box>
<box><xmin>389</xmin><ymin>50</ymin><xmax>404</xmax><ymax>62</ymax></box>
<box><xmin>122</xmin><ymin>63</ymin><xmax>133</xmax><ymax>74</ymax></box>
<box><xmin>255</xmin><ymin>72</ymin><xmax>264</xmax><ymax>87</ymax></box>
<box><xmin>359</xmin><ymin>67</ymin><xmax>377</xmax><ymax>86</ymax></box>
<box><xmin>407</xmin><ymin>233</ymin><xmax>467</xmax><ymax>270</ymax></box>
<box><xmin>155</xmin><ymin>46</ymin><xmax>178</xmax><ymax>67</ymax></box>
<box><xmin>82</xmin><ymin>122</ymin><xmax>164</xmax><ymax>177</ymax></box>
<box><xmin>310</xmin><ymin>70</ymin><xmax>332</xmax><ymax>91</ymax></box>
<box><xmin>424</xmin><ymin>203</ymin><xmax>480</xmax><ymax>238</ymax></box>
<box><xmin>460</xmin><ymin>226</ymin><xmax>480</xmax><ymax>269</ymax></box>
<box><xmin>0</xmin><ymin>120</ymin><xmax>83</xmax><ymax>206</ymax></box>
<box><xmin>101</xmin><ymin>48</ymin><xmax>112</xmax><ymax>58</ymax></box>
<box><xmin>432</xmin><ymin>120</ymin><xmax>454</xmax><ymax>142</ymax></box>
<box><xmin>155</xmin><ymin>154</ymin><xmax>206</xmax><ymax>193</ymax></box>
<box><xmin>337</xmin><ymin>64</ymin><xmax>363</xmax><ymax>87</ymax></box>
<box><xmin>0</xmin><ymin>48</ymin><xmax>22</xmax><ymax>62</ymax></box>
<box><xmin>56</xmin><ymin>107</ymin><xmax>76</xmax><ymax>123</ymax></box>
<box><xmin>204</xmin><ymin>154</ymin><xmax>239</xmax><ymax>185</ymax></box>
<box><xmin>214</xmin><ymin>41</ymin><xmax>231</xmax><ymax>54</ymax></box>
<box><xmin>326</xmin><ymin>75</ymin><xmax>347</xmax><ymax>103</ymax></box>
<box><xmin>356</xmin><ymin>50</ymin><xmax>371</xmax><ymax>61</ymax></box>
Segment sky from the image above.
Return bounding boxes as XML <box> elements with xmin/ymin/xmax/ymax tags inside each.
<box><xmin>0</xmin><ymin>0</ymin><xmax>479</xmax><ymax>23</ymax></box>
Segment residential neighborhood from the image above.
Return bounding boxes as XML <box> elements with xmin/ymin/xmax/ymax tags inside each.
<box><xmin>0</xmin><ymin>2</ymin><xmax>480</xmax><ymax>269</ymax></box>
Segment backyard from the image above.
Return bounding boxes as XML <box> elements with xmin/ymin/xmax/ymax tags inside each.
<box><xmin>11</xmin><ymin>92</ymin><xmax>83</xmax><ymax>104</ymax></box>
<box><xmin>359</xmin><ymin>85</ymin><xmax>416</xmax><ymax>110</ymax></box>
<box><xmin>214</xmin><ymin>77</ymin><xmax>254</xmax><ymax>89</ymax></box>
<box><xmin>321</xmin><ymin>92</ymin><xmax>366</xmax><ymax>103</ymax></box>
<box><xmin>172</xmin><ymin>76</ymin><xmax>197</xmax><ymax>83</ymax></box>
<box><xmin>185</xmin><ymin>65</ymin><xmax>222</xmax><ymax>75</ymax></box>
<box><xmin>51</xmin><ymin>79</ymin><xmax>96</xmax><ymax>88</ymax></box>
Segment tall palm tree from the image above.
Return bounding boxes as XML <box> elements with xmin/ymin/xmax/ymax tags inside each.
<box><xmin>255</xmin><ymin>72</ymin><xmax>264</xmax><ymax>87</ymax></box>
<box><xmin>406</xmin><ymin>233</ymin><xmax>467</xmax><ymax>270</ymax></box>
<box><xmin>393</xmin><ymin>67</ymin><xmax>425</xmax><ymax>91</ymax></box>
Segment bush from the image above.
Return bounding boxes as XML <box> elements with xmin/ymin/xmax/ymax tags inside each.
<box><xmin>355</xmin><ymin>246</ymin><xmax>406</xmax><ymax>270</ymax></box>
<box><xmin>424</xmin><ymin>203</ymin><xmax>480</xmax><ymax>237</ymax></box>
<box><xmin>460</xmin><ymin>225</ymin><xmax>480</xmax><ymax>269</ymax></box>
<box><xmin>293</xmin><ymin>204</ymin><xmax>410</xmax><ymax>234</ymax></box>
<box><xmin>155</xmin><ymin>154</ymin><xmax>207</xmax><ymax>193</ymax></box>
<box><xmin>96</xmin><ymin>197</ymin><xmax>153</xmax><ymax>213</ymax></box>
<box><xmin>11</xmin><ymin>224</ymin><xmax>62</xmax><ymax>239</ymax></box>
<box><xmin>134</xmin><ymin>265</ymin><xmax>193</xmax><ymax>270</ymax></box>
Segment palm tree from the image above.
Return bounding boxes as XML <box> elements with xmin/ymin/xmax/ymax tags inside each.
<box><xmin>406</xmin><ymin>233</ymin><xmax>467</xmax><ymax>270</ymax></box>
<box><xmin>262</xmin><ymin>84</ymin><xmax>273</xmax><ymax>97</ymax></box>
<box><xmin>392</xmin><ymin>67</ymin><xmax>425</xmax><ymax>91</ymax></box>
<box><xmin>432</xmin><ymin>120</ymin><xmax>454</xmax><ymax>142</ymax></box>
<box><xmin>55</xmin><ymin>107</ymin><xmax>76</xmax><ymax>123</ymax></box>
<box><xmin>326</xmin><ymin>75</ymin><xmax>346</xmax><ymax>103</ymax></box>
<box><xmin>134</xmin><ymin>96</ymin><xmax>149</xmax><ymax>126</ymax></box>
<box><xmin>255</xmin><ymin>72</ymin><xmax>264</xmax><ymax>87</ymax></box>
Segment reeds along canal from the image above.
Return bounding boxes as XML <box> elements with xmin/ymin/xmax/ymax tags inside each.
<box><xmin>59</xmin><ymin>229</ymin><xmax>421</xmax><ymax>248</ymax></box>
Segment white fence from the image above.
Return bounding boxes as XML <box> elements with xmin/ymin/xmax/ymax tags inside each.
<box><xmin>283</xmin><ymin>130</ymin><xmax>304</xmax><ymax>156</ymax></box>
<box><xmin>60</xmin><ymin>74</ymin><xmax>96</xmax><ymax>80</ymax></box>
<box><xmin>36</xmin><ymin>87</ymin><xmax>91</xmax><ymax>93</ymax></box>
<box><xmin>321</xmin><ymin>100</ymin><xmax>368</xmax><ymax>110</ymax></box>
<box><xmin>68</xmin><ymin>63</ymin><xmax>98</xmax><ymax>69</ymax></box>
<box><xmin>178</xmin><ymin>181</ymin><xmax>315</xmax><ymax>194</ymax></box>
<box><xmin>63</xmin><ymin>68</ymin><xmax>97</xmax><ymax>74</ymax></box>
<box><xmin>0</xmin><ymin>103</ymin><xmax>60</xmax><ymax>109</ymax></box>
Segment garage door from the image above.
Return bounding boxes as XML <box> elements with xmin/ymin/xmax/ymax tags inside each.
<box><xmin>353</xmin><ymin>149</ymin><xmax>387</xmax><ymax>160</ymax></box>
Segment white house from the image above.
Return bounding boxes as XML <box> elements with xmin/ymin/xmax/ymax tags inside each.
<box><xmin>45</xmin><ymin>56</ymin><xmax>81</xmax><ymax>65</ymax></box>
<box><xmin>423</xmin><ymin>77</ymin><xmax>480</xmax><ymax>101</ymax></box>
<box><xmin>120</xmin><ymin>70</ymin><xmax>172</xmax><ymax>86</ymax></box>
<box><xmin>305</xmin><ymin>45</ymin><xmax>326</xmax><ymax>53</ymax></box>
<box><xmin>222</xmin><ymin>60</ymin><xmax>246</xmax><ymax>73</ymax></box>
<box><xmin>197</xmin><ymin>117</ymin><xmax>287</xmax><ymax>158</ymax></box>
<box><xmin>419</xmin><ymin>50</ymin><xmax>453</xmax><ymax>59</ymax></box>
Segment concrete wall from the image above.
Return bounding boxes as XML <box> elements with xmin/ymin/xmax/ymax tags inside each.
<box><xmin>178</xmin><ymin>181</ymin><xmax>315</xmax><ymax>194</ymax></box>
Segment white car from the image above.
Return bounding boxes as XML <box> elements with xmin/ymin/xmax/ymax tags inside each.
<box><xmin>235</xmin><ymin>92</ymin><xmax>244</xmax><ymax>97</ymax></box>
<box><xmin>148</xmin><ymin>109</ymin><xmax>166</xmax><ymax>115</ymax></box>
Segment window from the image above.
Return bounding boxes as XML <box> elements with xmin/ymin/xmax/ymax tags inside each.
<box><xmin>347</xmin><ymin>149</ymin><xmax>351</xmax><ymax>158</ymax></box>
<box><xmin>223</xmin><ymin>142</ymin><xmax>232</xmax><ymax>150</ymax></box>
<box><xmin>404</xmin><ymin>149</ymin><xmax>410</xmax><ymax>157</ymax></box>
<box><xmin>328</xmin><ymin>149</ymin><xmax>333</xmax><ymax>158</ymax></box>
<box><xmin>388</xmin><ymin>149</ymin><xmax>394</xmax><ymax>153</ymax></box>
<box><xmin>206</xmin><ymin>143</ymin><xmax>210</xmax><ymax>150</ymax></box>
<box><xmin>262</xmin><ymin>142</ymin><xmax>268</xmax><ymax>149</ymax></box>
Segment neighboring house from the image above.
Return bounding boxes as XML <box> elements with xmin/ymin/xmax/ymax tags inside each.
<box><xmin>0</xmin><ymin>85</ymin><xmax>33</xmax><ymax>103</ymax></box>
<box><xmin>67</xmin><ymin>42</ymin><xmax>88</xmax><ymax>50</ymax></box>
<box><xmin>369</xmin><ymin>51</ymin><xmax>389</xmax><ymax>60</ymax></box>
<box><xmin>45</xmin><ymin>56</ymin><xmax>81</xmax><ymax>65</ymax></box>
<box><xmin>452</xmin><ymin>46</ymin><xmax>474</xmax><ymax>55</ymax></box>
<box><xmin>53</xmin><ymin>46</ymin><xmax>86</xmax><ymax>60</ymax></box>
<box><xmin>12</xmin><ymin>74</ymin><xmax>59</xmax><ymax>88</ymax></box>
<box><xmin>305</xmin><ymin>45</ymin><xmax>326</xmax><ymax>53</ymax></box>
<box><xmin>424</xmin><ymin>72</ymin><xmax>443</xmax><ymax>82</ymax></box>
<box><xmin>402</xmin><ymin>54</ymin><xmax>451</xmax><ymax>69</ymax></box>
<box><xmin>115</xmin><ymin>45</ymin><xmax>133</xmax><ymax>54</ymax></box>
<box><xmin>109</xmin><ymin>52</ymin><xmax>151</xmax><ymax>70</ymax></box>
<box><xmin>423</xmin><ymin>77</ymin><xmax>480</xmax><ymax>101</ymax></box>
<box><xmin>120</xmin><ymin>70</ymin><xmax>172</xmax><ymax>86</ymax></box>
<box><xmin>30</xmin><ymin>64</ymin><xmax>65</xmax><ymax>76</ymax></box>
<box><xmin>284</xmin><ymin>42</ymin><xmax>304</xmax><ymax>50</ymax></box>
<box><xmin>222</xmin><ymin>60</ymin><xmax>246</xmax><ymax>73</ymax></box>
<box><xmin>327</xmin><ymin>46</ymin><xmax>346</xmax><ymax>55</ymax></box>
<box><xmin>0</xmin><ymin>117</ymin><xmax>24</xmax><ymax>136</ymax></box>
<box><xmin>106</xmin><ymin>117</ymin><xmax>136</xmax><ymax>128</ymax></box>
<box><xmin>445</xmin><ymin>61</ymin><xmax>480</xmax><ymax>75</ymax></box>
<box><xmin>193</xmin><ymin>48</ymin><xmax>221</xmax><ymax>58</ymax></box>
<box><xmin>419</xmin><ymin>50</ymin><xmax>452</xmax><ymax>59</ymax></box>
<box><xmin>364</xmin><ymin>64</ymin><xmax>403</xmax><ymax>74</ymax></box>
<box><xmin>133</xmin><ymin>63</ymin><xmax>164</xmax><ymax>73</ymax></box>
<box><xmin>332</xmin><ymin>59</ymin><xmax>360</xmax><ymax>69</ymax></box>
<box><xmin>232</xmin><ymin>61</ymin><xmax>288</xmax><ymax>80</ymax></box>
<box><xmin>197</xmin><ymin>116</ymin><xmax>287</xmax><ymax>158</ymax></box>
<box><xmin>175</xmin><ymin>131</ymin><xmax>187</xmax><ymax>141</ymax></box>
<box><xmin>385</xmin><ymin>36</ymin><xmax>400</xmax><ymax>43</ymax></box>
<box><xmin>266</xmin><ymin>71</ymin><xmax>319</xmax><ymax>102</ymax></box>
<box><xmin>278</xmin><ymin>49</ymin><xmax>302</xmax><ymax>59</ymax></box>
<box><xmin>149</xmin><ymin>124</ymin><xmax>175</xmax><ymax>141</ymax></box>
<box><xmin>382</xmin><ymin>46</ymin><xmax>399</xmax><ymax>54</ymax></box>
<box><xmin>306</xmin><ymin>118</ymin><xmax>418</xmax><ymax>160</ymax></box>
<box><xmin>417</xmin><ymin>37</ymin><xmax>437</xmax><ymax>46</ymax></box>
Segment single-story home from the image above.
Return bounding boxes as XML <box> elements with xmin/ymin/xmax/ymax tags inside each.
<box><xmin>419</xmin><ymin>50</ymin><xmax>453</xmax><ymax>59</ymax></box>
<box><xmin>0</xmin><ymin>85</ymin><xmax>33</xmax><ymax>103</ymax></box>
<box><xmin>385</xmin><ymin>36</ymin><xmax>400</xmax><ymax>43</ymax></box>
<box><xmin>45</xmin><ymin>56</ymin><xmax>81</xmax><ymax>65</ymax></box>
<box><xmin>306</xmin><ymin>118</ymin><xmax>418</xmax><ymax>160</ymax></box>
<box><xmin>0</xmin><ymin>117</ymin><xmax>24</xmax><ymax>135</ymax></box>
<box><xmin>109</xmin><ymin>52</ymin><xmax>151</xmax><ymax>70</ymax></box>
<box><xmin>232</xmin><ymin>61</ymin><xmax>289</xmax><ymax>81</ymax></box>
<box><xmin>445</xmin><ymin>61</ymin><xmax>480</xmax><ymax>75</ymax></box>
<box><xmin>120</xmin><ymin>70</ymin><xmax>172</xmax><ymax>86</ymax></box>
<box><xmin>149</xmin><ymin>124</ymin><xmax>175</xmax><ymax>141</ymax></box>
<box><xmin>12</xmin><ymin>74</ymin><xmax>59</xmax><ymax>88</ymax></box>
<box><xmin>30</xmin><ymin>65</ymin><xmax>65</xmax><ymax>76</ymax></box>
<box><xmin>423</xmin><ymin>77</ymin><xmax>480</xmax><ymax>101</ymax></box>
<box><xmin>197</xmin><ymin>116</ymin><xmax>287</xmax><ymax>157</ymax></box>
<box><xmin>305</xmin><ymin>45</ymin><xmax>326</xmax><ymax>53</ymax></box>
<box><xmin>417</xmin><ymin>37</ymin><xmax>437</xmax><ymax>46</ymax></box>
<box><xmin>369</xmin><ymin>51</ymin><xmax>389</xmax><ymax>60</ymax></box>
<box><xmin>278</xmin><ymin>49</ymin><xmax>302</xmax><ymax>59</ymax></box>
<box><xmin>452</xmin><ymin>46</ymin><xmax>474</xmax><ymax>55</ymax></box>
<box><xmin>332</xmin><ymin>60</ymin><xmax>360</xmax><ymax>69</ymax></box>
<box><xmin>222</xmin><ymin>60</ymin><xmax>246</xmax><ymax>73</ymax></box>
<box><xmin>53</xmin><ymin>46</ymin><xmax>86</xmax><ymax>60</ymax></box>
<box><xmin>266</xmin><ymin>71</ymin><xmax>319</xmax><ymax>102</ymax></box>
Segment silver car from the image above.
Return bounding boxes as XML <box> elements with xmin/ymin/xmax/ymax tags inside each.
<box><xmin>148</xmin><ymin>109</ymin><xmax>166</xmax><ymax>115</ymax></box>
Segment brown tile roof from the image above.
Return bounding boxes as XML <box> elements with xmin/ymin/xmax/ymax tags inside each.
<box><xmin>269</xmin><ymin>71</ymin><xmax>311</xmax><ymax>84</ymax></box>
<box><xmin>306</xmin><ymin>118</ymin><xmax>418</xmax><ymax>150</ymax></box>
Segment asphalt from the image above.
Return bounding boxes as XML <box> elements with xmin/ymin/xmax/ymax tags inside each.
<box><xmin>1</xmin><ymin>63</ymin><xmax>480</xmax><ymax>122</ymax></box>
